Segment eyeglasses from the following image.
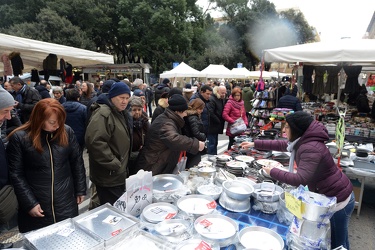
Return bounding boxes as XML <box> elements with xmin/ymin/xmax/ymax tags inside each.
<box><xmin>284</xmin><ymin>125</ymin><xmax>290</xmax><ymax>129</ymax></box>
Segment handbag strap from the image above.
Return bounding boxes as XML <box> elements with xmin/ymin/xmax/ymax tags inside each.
<box><xmin>178</xmin><ymin>151</ymin><xmax>186</xmax><ymax>161</ymax></box>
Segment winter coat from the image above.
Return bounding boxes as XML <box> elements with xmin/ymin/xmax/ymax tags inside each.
<box><xmin>183</xmin><ymin>110</ymin><xmax>206</xmax><ymax>141</ymax></box>
<box><xmin>242</xmin><ymin>87</ymin><xmax>254</xmax><ymax>112</ymax></box>
<box><xmin>207</xmin><ymin>89</ymin><xmax>226</xmax><ymax>135</ymax></box>
<box><xmin>1</xmin><ymin>53</ymin><xmax>12</xmax><ymax>76</ymax></box>
<box><xmin>8</xmin><ymin>52</ymin><xmax>24</xmax><ymax>76</ymax></box>
<box><xmin>15</xmin><ymin>85</ymin><xmax>41</xmax><ymax>123</ymax></box>
<box><xmin>35</xmin><ymin>85</ymin><xmax>51</xmax><ymax>99</ymax></box>
<box><xmin>85</xmin><ymin>95</ymin><xmax>132</xmax><ymax>187</ymax></box>
<box><xmin>62</xmin><ymin>101</ymin><xmax>87</xmax><ymax>148</ymax></box>
<box><xmin>154</xmin><ymin>83</ymin><xmax>170</xmax><ymax>105</ymax></box>
<box><xmin>151</xmin><ymin>97</ymin><xmax>168</xmax><ymax>123</ymax></box>
<box><xmin>222</xmin><ymin>96</ymin><xmax>248</xmax><ymax>137</ymax></box>
<box><xmin>0</xmin><ymin>141</ymin><xmax>8</xmax><ymax>189</ymax></box>
<box><xmin>254</xmin><ymin>121</ymin><xmax>352</xmax><ymax>202</ymax></box>
<box><xmin>190</xmin><ymin>92</ymin><xmax>210</xmax><ymax>134</ymax></box>
<box><xmin>134</xmin><ymin>108</ymin><xmax>200</xmax><ymax>175</ymax></box>
<box><xmin>277</xmin><ymin>94</ymin><xmax>302</xmax><ymax>111</ymax></box>
<box><xmin>132</xmin><ymin>111</ymin><xmax>149</xmax><ymax>152</ymax></box>
<box><xmin>6</xmin><ymin>126</ymin><xmax>86</xmax><ymax>233</ymax></box>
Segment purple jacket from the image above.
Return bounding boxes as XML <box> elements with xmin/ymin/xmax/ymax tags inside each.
<box><xmin>255</xmin><ymin>121</ymin><xmax>352</xmax><ymax>202</ymax></box>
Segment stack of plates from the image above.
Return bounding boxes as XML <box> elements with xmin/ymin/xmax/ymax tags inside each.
<box><xmin>225</xmin><ymin>161</ymin><xmax>247</xmax><ymax>176</ymax></box>
<box><xmin>141</xmin><ymin>202</ymin><xmax>178</xmax><ymax>223</ymax></box>
<box><xmin>216</xmin><ymin>155</ymin><xmax>232</xmax><ymax>168</ymax></box>
<box><xmin>235</xmin><ymin>155</ymin><xmax>255</xmax><ymax>164</ymax></box>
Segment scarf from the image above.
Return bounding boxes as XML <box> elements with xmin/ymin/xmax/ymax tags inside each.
<box><xmin>15</xmin><ymin>84</ymin><xmax>26</xmax><ymax>104</ymax></box>
<box><xmin>286</xmin><ymin>137</ymin><xmax>300</xmax><ymax>172</ymax></box>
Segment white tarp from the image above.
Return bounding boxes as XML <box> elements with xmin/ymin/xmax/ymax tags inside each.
<box><xmin>0</xmin><ymin>33</ymin><xmax>114</xmax><ymax>72</ymax></box>
<box><xmin>201</xmin><ymin>64</ymin><xmax>241</xmax><ymax>78</ymax></box>
<box><xmin>159</xmin><ymin>62</ymin><xmax>204</xmax><ymax>78</ymax></box>
<box><xmin>263</xmin><ymin>39</ymin><xmax>375</xmax><ymax>65</ymax></box>
<box><xmin>247</xmin><ymin>70</ymin><xmax>272</xmax><ymax>79</ymax></box>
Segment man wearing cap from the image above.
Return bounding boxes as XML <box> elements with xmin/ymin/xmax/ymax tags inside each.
<box><xmin>134</xmin><ymin>94</ymin><xmax>205</xmax><ymax>175</ymax></box>
<box><xmin>85</xmin><ymin>82</ymin><xmax>132</xmax><ymax>205</ymax></box>
<box><xmin>154</xmin><ymin>78</ymin><xmax>171</xmax><ymax>105</ymax></box>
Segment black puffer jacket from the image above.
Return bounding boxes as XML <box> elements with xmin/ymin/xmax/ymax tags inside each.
<box><xmin>183</xmin><ymin>110</ymin><xmax>206</xmax><ymax>141</ymax></box>
<box><xmin>6</xmin><ymin>126</ymin><xmax>86</xmax><ymax>233</ymax></box>
<box><xmin>207</xmin><ymin>91</ymin><xmax>226</xmax><ymax>135</ymax></box>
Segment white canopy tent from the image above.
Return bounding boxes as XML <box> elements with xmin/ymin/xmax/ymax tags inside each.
<box><xmin>201</xmin><ymin>64</ymin><xmax>242</xmax><ymax>78</ymax></box>
<box><xmin>231</xmin><ymin>67</ymin><xmax>252</xmax><ymax>78</ymax></box>
<box><xmin>263</xmin><ymin>39</ymin><xmax>375</xmax><ymax>65</ymax></box>
<box><xmin>0</xmin><ymin>33</ymin><xmax>114</xmax><ymax>73</ymax></box>
<box><xmin>159</xmin><ymin>62</ymin><xmax>204</xmax><ymax>78</ymax></box>
<box><xmin>247</xmin><ymin>70</ymin><xmax>272</xmax><ymax>79</ymax></box>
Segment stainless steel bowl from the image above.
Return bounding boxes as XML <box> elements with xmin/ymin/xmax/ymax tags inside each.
<box><xmin>197</xmin><ymin>184</ymin><xmax>223</xmax><ymax>200</ymax></box>
<box><xmin>238</xmin><ymin>226</ymin><xmax>284</xmax><ymax>250</ymax></box>
<box><xmin>252</xmin><ymin>182</ymin><xmax>283</xmax><ymax>202</ymax></box>
<box><xmin>222</xmin><ymin>180</ymin><xmax>254</xmax><ymax>200</ymax></box>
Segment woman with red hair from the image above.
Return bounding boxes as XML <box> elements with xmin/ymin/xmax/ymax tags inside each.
<box><xmin>6</xmin><ymin>98</ymin><xmax>86</xmax><ymax>233</ymax></box>
<box><xmin>222</xmin><ymin>87</ymin><xmax>248</xmax><ymax>149</ymax></box>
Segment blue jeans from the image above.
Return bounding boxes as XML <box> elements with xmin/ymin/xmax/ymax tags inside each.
<box><xmin>207</xmin><ymin>134</ymin><xmax>218</xmax><ymax>155</ymax></box>
<box><xmin>330</xmin><ymin>192</ymin><xmax>355</xmax><ymax>249</ymax></box>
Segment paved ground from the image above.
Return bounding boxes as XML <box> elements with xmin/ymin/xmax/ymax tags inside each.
<box><xmin>1</xmin><ymin>135</ymin><xmax>375</xmax><ymax>249</ymax></box>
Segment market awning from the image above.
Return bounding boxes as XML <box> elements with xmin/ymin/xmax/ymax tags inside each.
<box><xmin>0</xmin><ymin>33</ymin><xmax>114</xmax><ymax>73</ymax></box>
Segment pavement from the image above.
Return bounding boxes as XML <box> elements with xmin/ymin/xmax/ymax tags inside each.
<box><xmin>1</xmin><ymin>135</ymin><xmax>375</xmax><ymax>249</ymax></box>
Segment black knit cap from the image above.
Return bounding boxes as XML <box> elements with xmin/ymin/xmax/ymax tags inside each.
<box><xmin>168</xmin><ymin>94</ymin><xmax>188</xmax><ymax>112</ymax></box>
<box><xmin>285</xmin><ymin>111</ymin><xmax>314</xmax><ymax>138</ymax></box>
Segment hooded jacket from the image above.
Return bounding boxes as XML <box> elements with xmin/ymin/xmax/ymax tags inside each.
<box><xmin>7</xmin><ymin>126</ymin><xmax>86</xmax><ymax>233</ymax></box>
<box><xmin>254</xmin><ymin>121</ymin><xmax>352</xmax><ymax>202</ymax></box>
<box><xmin>154</xmin><ymin>83</ymin><xmax>170</xmax><ymax>105</ymax></box>
<box><xmin>62</xmin><ymin>101</ymin><xmax>87</xmax><ymax>148</ymax></box>
<box><xmin>151</xmin><ymin>97</ymin><xmax>168</xmax><ymax>123</ymax></box>
<box><xmin>134</xmin><ymin>108</ymin><xmax>199</xmax><ymax>175</ymax></box>
<box><xmin>85</xmin><ymin>94</ymin><xmax>132</xmax><ymax>187</ymax></box>
<box><xmin>222</xmin><ymin>95</ymin><xmax>248</xmax><ymax>137</ymax></box>
<box><xmin>183</xmin><ymin>109</ymin><xmax>206</xmax><ymax>141</ymax></box>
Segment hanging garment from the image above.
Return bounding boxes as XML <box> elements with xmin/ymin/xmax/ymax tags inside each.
<box><xmin>312</xmin><ymin>66</ymin><xmax>326</xmax><ymax>96</ymax></box>
<box><xmin>0</xmin><ymin>53</ymin><xmax>12</xmax><ymax>76</ymax></box>
<box><xmin>8</xmin><ymin>52</ymin><xmax>24</xmax><ymax>76</ymax></box>
<box><xmin>302</xmin><ymin>65</ymin><xmax>314</xmax><ymax>94</ymax></box>
<box><xmin>343</xmin><ymin>66</ymin><xmax>362</xmax><ymax>94</ymax></box>
<box><xmin>325</xmin><ymin>66</ymin><xmax>341</xmax><ymax>94</ymax></box>
<box><xmin>60</xmin><ymin>58</ymin><xmax>66</xmax><ymax>82</ymax></box>
<box><xmin>31</xmin><ymin>69</ymin><xmax>40</xmax><ymax>84</ymax></box>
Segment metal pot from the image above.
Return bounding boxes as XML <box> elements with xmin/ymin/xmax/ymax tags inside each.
<box><xmin>222</xmin><ymin>180</ymin><xmax>254</xmax><ymax>200</ymax></box>
<box><xmin>252</xmin><ymin>182</ymin><xmax>283</xmax><ymax>202</ymax></box>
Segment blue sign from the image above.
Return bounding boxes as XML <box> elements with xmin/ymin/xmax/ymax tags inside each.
<box><xmin>237</xmin><ymin>63</ymin><xmax>243</xmax><ymax>68</ymax></box>
<box><xmin>172</xmin><ymin>62</ymin><xmax>180</xmax><ymax>68</ymax></box>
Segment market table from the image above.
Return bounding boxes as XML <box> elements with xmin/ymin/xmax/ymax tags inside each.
<box><xmin>216</xmin><ymin>204</ymin><xmax>289</xmax><ymax>250</ymax></box>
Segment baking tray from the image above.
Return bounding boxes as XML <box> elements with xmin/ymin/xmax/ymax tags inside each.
<box><xmin>23</xmin><ymin>218</ymin><xmax>104</xmax><ymax>250</ymax></box>
<box><xmin>153</xmin><ymin>174</ymin><xmax>184</xmax><ymax>193</ymax></box>
<box><xmin>142</xmin><ymin>202</ymin><xmax>178</xmax><ymax>223</ymax></box>
<box><xmin>107</xmin><ymin>229</ymin><xmax>175</xmax><ymax>250</ymax></box>
<box><xmin>73</xmin><ymin>203</ymin><xmax>139</xmax><ymax>247</ymax></box>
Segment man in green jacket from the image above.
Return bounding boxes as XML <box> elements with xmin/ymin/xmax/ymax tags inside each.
<box><xmin>242</xmin><ymin>81</ymin><xmax>254</xmax><ymax>121</ymax></box>
<box><xmin>85</xmin><ymin>82</ymin><xmax>132</xmax><ymax>205</ymax></box>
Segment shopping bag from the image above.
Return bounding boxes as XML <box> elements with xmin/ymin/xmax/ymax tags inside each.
<box><xmin>173</xmin><ymin>151</ymin><xmax>187</xmax><ymax>174</ymax></box>
<box><xmin>230</xmin><ymin>117</ymin><xmax>247</xmax><ymax>135</ymax></box>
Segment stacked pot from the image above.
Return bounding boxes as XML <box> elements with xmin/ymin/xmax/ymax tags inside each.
<box><xmin>252</xmin><ymin>182</ymin><xmax>284</xmax><ymax>214</ymax></box>
<box><xmin>286</xmin><ymin>187</ymin><xmax>336</xmax><ymax>250</ymax></box>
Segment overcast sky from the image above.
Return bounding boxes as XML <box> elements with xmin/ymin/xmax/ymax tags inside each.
<box><xmin>197</xmin><ymin>0</ymin><xmax>375</xmax><ymax>41</ymax></box>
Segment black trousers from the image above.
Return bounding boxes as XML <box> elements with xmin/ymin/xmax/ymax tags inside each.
<box><xmin>96</xmin><ymin>184</ymin><xmax>125</xmax><ymax>206</ymax></box>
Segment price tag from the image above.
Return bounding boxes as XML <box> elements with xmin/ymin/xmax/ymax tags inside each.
<box><xmin>206</xmin><ymin>201</ymin><xmax>217</xmax><ymax>209</ymax></box>
<box><xmin>199</xmin><ymin>219</ymin><xmax>213</xmax><ymax>228</ymax></box>
<box><xmin>285</xmin><ymin>192</ymin><xmax>303</xmax><ymax>219</ymax></box>
<box><xmin>165</xmin><ymin>213</ymin><xmax>176</xmax><ymax>219</ymax></box>
<box><xmin>195</xmin><ymin>240</ymin><xmax>212</xmax><ymax>250</ymax></box>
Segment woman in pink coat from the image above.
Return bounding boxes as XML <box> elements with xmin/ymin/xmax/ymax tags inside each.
<box><xmin>222</xmin><ymin>87</ymin><xmax>248</xmax><ymax>150</ymax></box>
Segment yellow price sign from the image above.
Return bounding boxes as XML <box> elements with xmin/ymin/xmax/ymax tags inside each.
<box><xmin>285</xmin><ymin>192</ymin><xmax>303</xmax><ymax>219</ymax></box>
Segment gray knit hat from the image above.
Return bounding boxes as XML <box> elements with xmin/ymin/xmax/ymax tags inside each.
<box><xmin>0</xmin><ymin>86</ymin><xmax>15</xmax><ymax>110</ymax></box>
